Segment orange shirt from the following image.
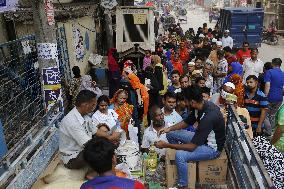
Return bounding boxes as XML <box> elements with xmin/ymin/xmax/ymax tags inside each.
<box><xmin>179</xmin><ymin>48</ymin><xmax>189</xmax><ymax>62</ymax></box>
<box><xmin>172</xmin><ymin>60</ymin><xmax>184</xmax><ymax>75</ymax></box>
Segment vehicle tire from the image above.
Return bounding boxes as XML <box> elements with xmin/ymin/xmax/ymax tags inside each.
<box><xmin>272</xmin><ymin>36</ymin><xmax>279</xmax><ymax>45</ymax></box>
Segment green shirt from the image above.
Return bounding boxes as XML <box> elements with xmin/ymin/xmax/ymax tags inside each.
<box><xmin>274</xmin><ymin>104</ymin><xmax>284</xmax><ymax>151</ymax></box>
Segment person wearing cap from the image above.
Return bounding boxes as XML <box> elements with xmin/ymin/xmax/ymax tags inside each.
<box><xmin>221</xmin><ymin>30</ymin><xmax>233</xmax><ymax>49</ymax></box>
<box><xmin>216</xmin><ymin>41</ymin><xmax>223</xmax><ymax>50</ymax></box>
<box><xmin>211</xmin><ymin>81</ymin><xmax>236</xmax><ymax>107</ymax></box>
<box><xmin>208</xmin><ymin>39</ymin><xmax>218</xmax><ymax>66</ymax></box>
<box><xmin>211</xmin><ymin>83</ymin><xmax>253</xmax><ymax>139</ymax></box>
<box><xmin>187</xmin><ymin>62</ymin><xmax>195</xmax><ymax>76</ymax></box>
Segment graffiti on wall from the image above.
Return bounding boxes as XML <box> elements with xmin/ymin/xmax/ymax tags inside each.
<box><xmin>72</xmin><ymin>24</ymin><xmax>85</xmax><ymax>61</ymax></box>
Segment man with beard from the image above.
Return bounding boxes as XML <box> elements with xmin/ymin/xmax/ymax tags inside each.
<box><xmin>245</xmin><ymin>75</ymin><xmax>268</xmax><ymax>137</ymax></box>
<box><xmin>141</xmin><ymin>106</ymin><xmax>169</xmax><ymax>157</ymax></box>
<box><xmin>155</xmin><ymin>86</ymin><xmax>225</xmax><ymax>189</ymax></box>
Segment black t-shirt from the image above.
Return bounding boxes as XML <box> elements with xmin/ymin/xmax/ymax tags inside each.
<box><xmin>184</xmin><ymin>101</ymin><xmax>226</xmax><ymax>152</ymax></box>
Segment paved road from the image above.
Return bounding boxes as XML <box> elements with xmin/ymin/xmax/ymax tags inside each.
<box><xmin>179</xmin><ymin>7</ymin><xmax>284</xmax><ymax>71</ymax></box>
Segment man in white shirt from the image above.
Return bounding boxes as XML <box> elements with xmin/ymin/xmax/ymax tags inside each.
<box><xmin>59</xmin><ymin>90</ymin><xmax>120</xmax><ymax>169</ymax></box>
<box><xmin>221</xmin><ymin>30</ymin><xmax>234</xmax><ymax>49</ymax></box>
<box><xmin>242</xmin><ymin>48</ymin><xmax>264</xmax><ymax>83</ymax></box>
<box><xmin>162</xmin><ymin>92</ymin><xmax>183</xmax><ymax>126</ymax></box>
<box><xmin>141</xmin><ymin>106</ymin><xmax>168</xmax><ymax>157</ymax></box>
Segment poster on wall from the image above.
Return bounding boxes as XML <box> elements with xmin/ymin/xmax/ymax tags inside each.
<box><xmin>72</xmin><ymin>23</ymin><xmax>85</xmax><ymax>61</ymax></box>
<box><xmin>37</xmin><ymin>43</ymin><xmax>58</xmax><ymax>60</ymax></box>
<box><xmin>0</xmin><ymin>0</ymin><xmax>18</xmax><ymax>13</ymax></box>
<box><xmin>42</xmin><ymin>67</ymin><xmax>62</xmax><ymax>110</ymax></box>
<box><xmin>45</xmin><ymin>0</ymin><xmax>55</xmax><ymax>26</ymax></box>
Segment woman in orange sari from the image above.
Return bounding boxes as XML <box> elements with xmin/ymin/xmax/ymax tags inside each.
<box><xmin>230</xmin><ymin>74</ymin><xmax>245</xmax><ymax>107</ymax></box>
<box><xmin>110</xmin><ymin>89</ymin><xmax>134</xmax><ymax>133</ymax></box>
<box><xmin>123</xmin><ymin>60</ymin><xmax>149</xmax><ymax>127</ymax></box>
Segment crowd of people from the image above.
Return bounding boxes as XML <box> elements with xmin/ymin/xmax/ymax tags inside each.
<box><xmin>59</xmin><ymin>22</ymin><xmax>284</xmax><ymax>189</ymax></box>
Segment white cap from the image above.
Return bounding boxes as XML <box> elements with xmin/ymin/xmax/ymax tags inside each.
<box><xmin>224</xmin><ymin>30</ymin><xmax>230</xmax><ymax>33</ymax></box>
<box><xmin>224</xmin><ymin>82</ymin><xmax>236</xmax><ymax>90</ymax></box>
<box><xmin>216</xmin><ymin>41</ymin><xmax>222</xmax><ymax>46</ymax></box>
<box><xmin>188</xmin><ymin>62</ymin><xmax>195</xmax><ymax>66</ymax></box>
<box><xmin>212</xmin><ymin>38</ymin><xmax>218</xmax><ymax>43</ymax></box>
<box><xmin>199</xmin><ymin>34</ymin><xmax>205</xmax><ymax>38</ymax></box>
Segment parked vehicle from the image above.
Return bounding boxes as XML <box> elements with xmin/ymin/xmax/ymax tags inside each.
<box><xmin>177</xmin><ymin>8</ymin><xmax>187</xmax><ymax>23</ymax></box>
<box><xmin>217</xmin><ymin>8</ymin><xmax>264</xmax><ymax>48</ymax></box>
<box><xmin>262</xmin><ymin>26</ymin><xmax>279</xmax><ymax>45</ymax></box>
<box><xmin>161</xmin><ymin>14</ymin><xmax>176</xmax><ymax>31</ymax></box>
<box><xmin>209</xmin><ymin>6</ymin><xmax>220</xmax><ymax>23</ymax></box>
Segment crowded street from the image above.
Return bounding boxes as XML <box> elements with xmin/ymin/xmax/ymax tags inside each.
<box><xmin>0</xmin><ymin>1</ymin><xmax>284</xmax><ymax>189</ymax></box>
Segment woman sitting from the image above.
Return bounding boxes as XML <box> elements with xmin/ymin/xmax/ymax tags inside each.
<box><xmin>79</xmin><ymin>75</ymin><xmax>102</xmax><ymax>98</ymax></box>
<box><xmin>109</xmin><ymin>89</ymin><xmax>134</xmax><ymax>137</ymax></box>
<box><xmin>92</xmin><ymin>95</ymin><xmax>120</xmax><ymax>132</ymax></box>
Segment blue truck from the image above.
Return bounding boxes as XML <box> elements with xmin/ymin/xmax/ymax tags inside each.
<box><xmin>217</xmin><ymin>8</ymin><xmax>264</xmax><ymax>48</ymax></box>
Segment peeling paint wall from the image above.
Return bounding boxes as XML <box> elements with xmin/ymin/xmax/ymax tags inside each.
<box><xmin>57</xmin><ymin>16</ymin><xmax>97</xmax><ymax>76</ymax></box>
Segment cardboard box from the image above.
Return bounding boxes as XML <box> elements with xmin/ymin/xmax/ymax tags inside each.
<box><xmin>198</xmin><ymin>150</ymin><xmax>228</xmax><ymax>184</ymax></box>
<box><xmin>165</xmin><ymin>149</ymin><xmax>196</xmax><ymax>189</ymax></box>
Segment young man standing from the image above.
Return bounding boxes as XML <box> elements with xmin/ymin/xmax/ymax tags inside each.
<box><xmin>221</xmin><ymin>30</ymin><xmax>233</xmax><ymax>49</ymax></box>
<box><xmin>162</xmin><ymin>92</ymin><xmax>183</xmax><ymax>126</ymax></box>
<box><xmin>264</xmin><ymin>58</ymin><xmax>284</xmax><ymax>129</ymax></box>
<box><xmin>141</xmin><ymin>106</ymin><xmax>168</xmax><ymax>157</ymax></box>
<box><xmin>155</xmin><ymin>86</ymin><xmax>225</xmax><ymax>189</ymax></box>
<box><xmin>245</xmin><ymin>75</ymin><xmax>269</xmax><ymax>137</ymax></box>
<box><xmin>81</xmin><ymin>137</ymin><xmax>146</xmax><ymax>189</ymax></box>
<box><xmin>59</xmin><ymin>90</ymin><xmax>120</xmax><ymax>169</ymax></box>
<box><xmin>223</xmin><ymin>46</ymin><xmax>237</xmax><ymax>64</ymax></box>
<box><xmin>236</xmin><ymin>41</ymin><xmax>251</xmax><ymax>65</ymax></box>
<box><xmin>180</xmin><ymin>74</ymin><xmax>191</xmax><ymax>90</ymax></box>
<box><xmin>168</xmin><ymin>70</ymin><xmax>182</xmax><ymax>93</ymax></box>
<box><xmin>242</xmin><ymin>48</ymin><xmax>264</xmax><ymax>83</ymax></box>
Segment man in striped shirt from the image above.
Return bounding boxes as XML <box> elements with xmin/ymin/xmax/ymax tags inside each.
<box><xmin>244</xmin><ymin>75</ymin><xmax>269</xmax><ymax>137</ymax></box>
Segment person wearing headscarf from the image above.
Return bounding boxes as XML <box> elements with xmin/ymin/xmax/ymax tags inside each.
<box><xmin>108</xmin><ymin>48</ymin><xmax>120</xmax><ymax>98</ymax></box>
<box><xmin>154</xmin><ymin>59</ymin><xmax>168</xmax><ymax>96</ymax></box>
<box><xmin>110</xmin><ymin>89</ymin><xmax>134</xmax><ymax>134</ymax></box>
<box><xmin>230</xmin><ymin>74</ymin><xmax>245</xmax><ymax>107</ymax></box>
<box><xmin>144</xmin><ymin>66</ymin><xmax>160</xmax><ymax>108</ymax></box>
<box><xmin>224</xmin><ymin>61</ymin><xmax>243</xmax><ymax>83</ymax></box>
<box><xmin>79</xmin><ymin>75</ymin><xmax>102</xmax><ymax>98</ymax></box>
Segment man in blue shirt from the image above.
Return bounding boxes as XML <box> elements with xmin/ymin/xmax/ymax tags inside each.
<box><xmin>245</xmin><ymin>75</ymin><xmax>269</xmax><ymax>137</ymax></box>
<box><xmin>264</xmin><ymin>58</ymin><xmax>284</xmax><ymax>130</ymax></box>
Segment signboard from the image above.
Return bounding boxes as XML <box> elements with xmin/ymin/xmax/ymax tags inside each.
<box><xmin>0</xmin><ymin>0</ymin><xmax>18</xmax><ymax>13</ymax></box>
<box><xmin>42</xmin><ymin>67</ymin><xmax>62</xmax><ymax>110</ymax></box>
<box><xmin>45</xmin><ymin>0</ymin><xmax>55</xmax><ymax>26</ymax></box>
